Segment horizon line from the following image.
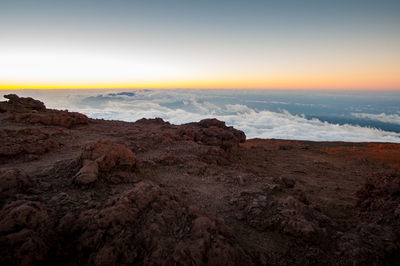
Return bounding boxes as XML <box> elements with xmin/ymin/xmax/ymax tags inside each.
<box><xmin>1</xmin><ymin>87</ymin><xmax>400</xmax><ymax>91</ymax></box>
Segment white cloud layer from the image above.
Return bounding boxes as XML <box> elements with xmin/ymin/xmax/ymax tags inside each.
<box><xmin>351</xmin><ymin>112</ymin><xmax>400</xmax><ymax>125</ymax></box>
<box><xmin>2</xmin><ymin>89</ymin><xmax>400</xmax><ymax>143</ymax></box>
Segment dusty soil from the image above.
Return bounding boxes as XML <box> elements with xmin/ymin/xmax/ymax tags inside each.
<box><xmin>1</xmin><ymin>95</ymin><xmax>399</xmax><ymax>265</ymax></box>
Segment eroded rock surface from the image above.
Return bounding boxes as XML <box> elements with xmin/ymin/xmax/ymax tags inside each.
<box><xmin>1</xmin><ymin>95</ymin><xmax>399</xmax><ymax>265</ymax></box>
<box><xmin>74</xmin><ymin>139</ymin><xmax>136</xmax><ymax>184</ymax></box>
<box><xmin>1</xmin><ymin>94</ymin><xmax>88</xmax><ymax>128</ymax></box>
<box><xmin>0</xmin><ymin>128</ymin><xmax>58</xmax><ymax>161</ymax></box>
<box><xmin>0</xmin><ymin>169</ymin><xmax>31</xmax><ymax>198</ymax></box>
<box><xmin>15</xmin><ymin>111</ymin><xmax>89</xmax><ymax>129</ymax></box>
<box><xmin>0</xmin><ymin>94</ymin><xmax>45</xmax><ymax>113</ymax></box>
<box><xmin>0</xmin><ymin>200</ymin><xmax>53</xmax><ymax>266</ymax></box>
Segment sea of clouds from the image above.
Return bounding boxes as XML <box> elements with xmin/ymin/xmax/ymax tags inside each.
<box><xmin>2</xmin><ymin>89</ymin><xmax>400</xmax><ymax>143</ymax></box>
<box><xmin>351</xmin><ymin>112</ymin><xmax>400</xmax><ymax>125</ymax></box>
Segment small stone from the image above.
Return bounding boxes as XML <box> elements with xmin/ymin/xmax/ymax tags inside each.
<box><xmin>73</xmin><ymin>160</ymin><xmax>99</xmax><ymax>185</ymax></box>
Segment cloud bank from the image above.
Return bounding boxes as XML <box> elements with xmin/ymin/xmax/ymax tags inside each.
<box><xmin>351</xmin><ymin>112</ymin><xmax>400</xmax><ymax>125</ymax></box>
<box><xmin>2</xmin><ymin>89</ymin><xmax>400</xmax><ymax>143</ymax></box>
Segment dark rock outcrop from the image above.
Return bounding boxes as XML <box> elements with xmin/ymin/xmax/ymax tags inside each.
<box><xmin>16</xmin><ymin>111</ymin><xmax>89</xmax><ymax>129</ymax></box>
<box><xmin>0</xmin><ymin>169</ymin><xmax>31</xmax><ymax>198</ymax></box>
<box><xmin>1</xmin><ymin>95</ymin><xmax>399</xmax><ymax>265</ymax></box>
<box><xmin>59</xmin><ymin>181</ymin><xmax>251</xmax><ymax>265</ymax></box>
<box><xmin>0</xmin><ymin>128</ymin><xmax>58</xmax><ymax>161</ymax></box>
<box><xmin>182</xmin><ymin>118</ymin><xmax>246</xmax><ymax>150</ymax></box>
<box><xmin>0</xmin><ymin>200</ymin><xmax>53</xmax><ymax>266</ymax></box>
<box><xmin>1</xmin><ymin>94</ymin><xmax>88</xmax><ymax>128</ymax></box>
<box><xmin>74</xmin><ymin>139</ymin><xmax>136</xmax><ymax>185</ymax></box>
<box><xmin>0</xmin><ymin>94</ymin><xmax>45</xmax><ymax>113</ymax></box>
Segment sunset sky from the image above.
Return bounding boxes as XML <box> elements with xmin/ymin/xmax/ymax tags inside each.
<box><xmin>0</xmin><ymin>0</ymin><xmax>399</xmax><ymax>90</ymax></box>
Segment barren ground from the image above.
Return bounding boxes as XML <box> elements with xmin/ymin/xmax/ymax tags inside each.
<box><xmin>1</xmin><ymin>95</ymin><xmax>399</xmax><ymax>265</ymax></box>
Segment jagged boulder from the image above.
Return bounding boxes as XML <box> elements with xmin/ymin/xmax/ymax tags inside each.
<box><xmin>1</xmin><ymin>94</ymin><xmax>89</xmax><ymax>128</ymax></box>
<box><xmin>74</xmin><ymin>139</ymin><xmax>136</xmax><ymax>185</ymax></box>
<box><xmin>182</xmin><ymin>118</ymin><xmax>246</xmax><ymax>150</ymax></box>
<box><xmin>72</xmin><ymin>160</ymin><xmax>99</xmax><ymax>185</ymax></box>
<box><xmin>81</xmin><ymin>139</ymin><xmax>136</xmax><ymax>172</ymax></box>
<box><xmin>24</xmin><ymin>111</ymin><xmax>89</xmax><ymax>129</ymax></box>
<box><xmin>0</xmin><ymin>94</ymin><xmax>46</xmax><ymax>113</ymax></box>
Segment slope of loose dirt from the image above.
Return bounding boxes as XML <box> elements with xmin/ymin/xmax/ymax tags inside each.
<box><xmin>1</xmin><ymin>95</ymin><xmax>399</xmax><ymax>265</ymax></box>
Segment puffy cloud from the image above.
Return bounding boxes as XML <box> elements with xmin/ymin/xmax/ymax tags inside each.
<box><xmin>220</xmin><ymin>110</ymin><xmax>400</xmax><ymax>142</ymax></box>
<box><xmin>225</xmin><ymin>104</ymin><xmax>252</xmax><ymax>114</ymax></box>
<box><xmin>351</xmin><ymin>112</ymin><xmax>400</xmax><ymax>125</ymax></box>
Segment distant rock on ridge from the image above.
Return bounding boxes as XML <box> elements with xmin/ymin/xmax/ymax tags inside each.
<box><xmin>0</xmin><ymin>94</ymin><xmax>89</xmax><ymax>128</ymax></box>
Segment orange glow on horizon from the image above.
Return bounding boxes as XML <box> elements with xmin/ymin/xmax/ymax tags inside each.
<box><xmin>1</xmin><ymin>76</ymin><xmax>399</xmax><ymax>91</ymax></box>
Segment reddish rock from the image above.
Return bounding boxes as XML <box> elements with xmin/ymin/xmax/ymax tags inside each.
<box><xmin>1</xmin><ymin>95</ymin><xmax>399</xmax><ymax>265</ymax></box>
<box><xmin>2</xmin><ymin>228</ymin><xmax>49</xmax><ymax>266</ymax></box>
<box><xmin>94</xmin><ymin>246</ymin><xmax>118</xmax><ymax>266</ymax></box>
<box><xmin>65</xmin><ymin>181</ymin><xmax>250</xmax><ymax>265</ymax></box>
<box><xmin>233</xmin><ymin>193</ymin><xmax>334</xmax><ymax>243</ymax></box>
<box><xmin>338</xmin><ymin>224</ymin><xmax>398</xmax><ymax>265</ymax></box>
<box><xmin>0</xmin><ymin>200</ymin><xmax>50</xmax><ymax>233</ymax></box>
<box><xmin>277</xmin><ymin>196</ymin><xmax>332</xmax><ymax>241</ymax></box>
<box><xmin>11</xmin><ymin>110</ymin><xmax>89</xmax><ymax>128</ymax></box>
<box><xmin>273</xmin><ymin>176</ymin><xmax>296</xmax><ymax>188</ymax></box>
<box><xmin>0</xmin><ymin>94</ymin><xmax>46</xmax><ymax>113</ymax></box>
<box><xmin>0</xmin><ymin>168</ymin><xmax>31</xmax><ymax>196</ymax></box>
<box><xmin>185</xmin><ymin>118</ymin><xmax>246</xmax><ymax>150</ymax></box>
<box><xmin>135</xmin><ymin>117</ymin><xmax>167</xmax><ymax>125</ymax></box>
<box><xmin>178</xmin><ymin>126</ymin><xmax>196</xmax><ymax>140</ymax></box>
<box><xmin>73</xmin><ymin>160</ymin><xmax>99</xmax><ymax>185</ymax></box>
<box><xmin>156</xmin><ymin>153</ymin><xmax>183</xmax><ymax>166</ymax></box>
<box><xmin>357</xmin><ymin>171</ymin><xmax>400</xmax><ymax>204</ymax></box>
<box><xmin>82</xmin><ymin>139</ymin><xmax>135</xmax><ymax>172</ymax></box>
<box><xmin>0</xmin><ymin>128</ymin><xmax>58</xmax><ymax>160</ymax></box>
<box><xmin>1</xmin><ymin>94</ymin><xmax>89</xmax><ymax>129</ymax></box>
<box><xmin>0</xmin><ymin>201</ymin><xmax>52</xmax><ymax>266</ymax></box>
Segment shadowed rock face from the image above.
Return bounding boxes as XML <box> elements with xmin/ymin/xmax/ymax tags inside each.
<box><xmin>183</xmin><ymin>118</ymin><xmax>246</xmax><ymax>150</ymax></box>
<box><xmin>0</xmin><ymin>169</ymin><xmax>31</xmax><ymax>198</ymax></box>
<box><xmin>1</xmin><ymin>94</ymin><xmax>88</xmax><ymax>128</ymax></box>
<box><xmin>0</xmin><ymin>128</ymin><xmax>59</xmax><ymax>162</ymax></box>
<box><xmin>0</xmin><ymin>95</ymin><xmax>399</xmax><ymax>265</ymax></box>
<box><xmin>73</xmin><ymin>139</ymin><xmax>137</xmax><ymax>185</ymax></box>
<box><xmin>0</xmin><ymin>94</ymin><xmax>46</xmax><ymax>113</ymax></box>
<box><xmin>16</xmin><ymin>111</ymin><xmax>89</xmax><ymax>129</ymax></box>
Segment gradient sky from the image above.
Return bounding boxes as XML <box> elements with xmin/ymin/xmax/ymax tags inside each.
<box><xmin>0</xmin><ymin>0</ymin><xmax>399</xmax><ymax>89</ymax></box>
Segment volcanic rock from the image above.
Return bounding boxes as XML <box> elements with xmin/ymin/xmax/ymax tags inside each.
<box><xmin>1</xmin><ymin>94</ymin><xmax>88</xmax><ymax>128</ymax></box>
<box><xmin>0</xmin><ymin>128</ymin><xmax>58</xmax><ymax>161</ymax></box>
<box><xmin>73</xmin><ymin>160</ymin><xmax>99</xmax><ymax>185</ymax></box>
<box><xmin>0</xmin><ymin>94</ymin><xmax>45</xmax><ymax>113</ymax></box>
<box><xmin>77</xmin><ymin>139</ymin><xmax>136</xmax><ymax>184</ymax></box>
<box><xmin>21</xmin><ymin>111</ymin><xmax>89</xmax><ymax>128</ymax></box>
<box><xmin>0</xmin><ymin>168</ymin><xmax>31</xmax><ymax>197</ymax></box>
<box><xmin>81</xmin><ymin>139</ymin><xmax>135</xmax><ymax>172</ymax></box>
<box><xmin>1</xmin><ymin>95</ymin><xmax>399</xmax><ymax>265</ymax></box>
<box><xmin>0</xmin><ymin>200</ymin><xmax>53</xmax><ymax>266</ymax></box>
<box><xmin>183</xmin><ymin>118</ymin><xmax>246</xmax><ymax>150</ymax></box>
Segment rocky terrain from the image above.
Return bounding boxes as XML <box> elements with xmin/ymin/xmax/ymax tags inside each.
<box><xmin>0</xmin><ymin>94</ymin><xmax>399</xmax><ymax>266</ymax></box>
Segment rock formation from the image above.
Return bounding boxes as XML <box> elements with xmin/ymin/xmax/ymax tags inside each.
<box><xmin>0</xmin><ymin>94</ymin><xmax>399</xmax><ymax>265</ymax></box>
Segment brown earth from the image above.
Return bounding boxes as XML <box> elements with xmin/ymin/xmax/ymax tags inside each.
<box><xmin>0</xmin><ymin>94</ymin><xmax>399</xmax><ymax>266</ymax></box>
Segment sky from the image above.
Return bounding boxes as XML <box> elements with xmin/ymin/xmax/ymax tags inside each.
<box><xmin>0</xmin><ymin>0</ymin><xmax>399</xmax><ymax>90</ymax></box>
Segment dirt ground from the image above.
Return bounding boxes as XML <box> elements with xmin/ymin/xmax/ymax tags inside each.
<box><xmin>1</xmin><ymin>95</ymin><xmax>399</xmax><ymax>265</ymax></box>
